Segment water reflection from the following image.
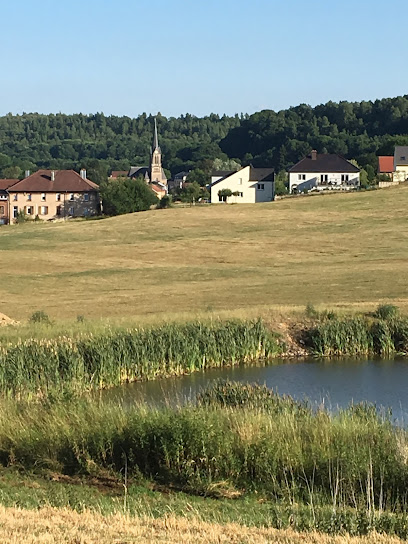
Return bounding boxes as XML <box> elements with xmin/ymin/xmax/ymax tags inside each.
<box><xmin>98</xmin><ymin>357</ymin><xmax>408</xmax><ymax>424</ymax></box>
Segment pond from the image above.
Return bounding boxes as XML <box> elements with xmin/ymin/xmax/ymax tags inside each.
<box><xmin>100</xmin><ymin>357</ymin><xmax>408</xmax><ymax>423</ymax></box>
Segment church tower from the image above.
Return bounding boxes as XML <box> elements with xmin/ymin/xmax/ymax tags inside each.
<box><xmin>150</xmin><ymin>118</ymin><xmax>167</xmax><ymax>186</ymax></box>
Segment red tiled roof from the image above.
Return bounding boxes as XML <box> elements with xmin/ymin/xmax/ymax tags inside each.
<box><xmin>9</xmin><ymin>170</ymin><xmax>99</xmax><ymax>192</ymax></box>
<box><xmin>378</xmin><ymin>156</ymin><xmax>394</xmax><ymax>173</ymax></box>
<box><xmin>150</xmin><ymin>183</ymin><xmax>166</xmax><ymax>194</ymax></box>
<box><xmin>110</xmin><ymin>171</ymin><xmax>128</xmax><ymax>178</ymax></box>
<box><xmin>0</xmin><ymin>179</ymin><xmax>19</xmax><ymax>191</ymax></box>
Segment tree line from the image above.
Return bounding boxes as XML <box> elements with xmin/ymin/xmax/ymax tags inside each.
<box><xmin>1</xmin><ymin>95</ymin><xmax>408</xmax><ymax>186</ymax></box>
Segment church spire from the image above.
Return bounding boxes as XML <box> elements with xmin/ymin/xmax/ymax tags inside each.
<box><xmin>153</xmin><ymin>117</ymin><xmax>160</xmax><ymax>151</ymax></box>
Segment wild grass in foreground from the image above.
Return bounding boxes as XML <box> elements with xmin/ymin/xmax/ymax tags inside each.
<box><xmin>1</xmin><ymin>505</ymin><xmax>406</xmax><ymax>544</ymax></box>
<box><xmin>0</xmin><ymin>319</ymin><xmax>281</xmax><ymax>397</ymax></box>
<box><xmin>1</xmin><ymin>382</ymin><xmax>408</xmax><ymax>537</ymax></box>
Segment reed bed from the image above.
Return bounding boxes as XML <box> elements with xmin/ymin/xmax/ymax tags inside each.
<box><xmin>0</xmin><ymin>319</ymin><xmax>281</xmax><ymax>398</ymax></box>
<box><xmin>305</xmin><ymin>316</ymin><xmax>408</xmax><ymax>356</ymax></box>
<box><xmin>0</xmin><ymin>382</ymin><xmax>407</xmax><ymax>529</ymax></box>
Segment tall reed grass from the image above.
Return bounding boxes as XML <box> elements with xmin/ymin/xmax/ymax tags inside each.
<box><xmin>0</xmin><ymin>382</ymin><xmax>407</xmax><ymax>525</ymax></box>
<box><xmin>306</xmin><ymin>316</ymin><xmax>408</xmax><ymax>356</ymax></box>
<box><xmin>0</xmin><ymin>319</ymin><xmax>281</xmax><ymax>398</ymax></box>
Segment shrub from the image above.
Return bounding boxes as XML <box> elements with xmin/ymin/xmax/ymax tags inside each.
<box><xmin>157</xmin><ymin>194</ymin><xmax>172</xmax><ymax>209</ymax></box>
<box><xmin>29</xmin><ymin>310</ymin><xmax>51</xmax><ymax>325</ymax></box>
<box><xmin>375</xmin><ymin>304</ymin><xmax>399</xmax><ymax>320</ymax></box>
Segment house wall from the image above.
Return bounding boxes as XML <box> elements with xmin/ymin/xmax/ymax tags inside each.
<box><xmin>0</xmin><ymin>195</ymin><xmax>8</xmax><ymax>224</ymax></box>
<box><xmin>289</xmin><ymin>172</ymin><xmax>360</xmax><ymax>193</ymax></box>
<box><xmin>210</xmin><ymin>166</ymin><xmax>274</xmax><ymax>204</ymax></box>
<box><xmin>8</xmin><ymin>191</ymin><xmax>99</xmax><ymax>221</ymax></box>
<box><xmin>394</xmin><ymin>166</ymin><xmax>408</xmax><ymax>182</ymax></box>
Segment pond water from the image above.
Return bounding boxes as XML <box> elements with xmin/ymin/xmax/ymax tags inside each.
<box><xmin>100</xmin><ymin>357</ymin><xmax>408</xmax><ymax>424</ymax></box>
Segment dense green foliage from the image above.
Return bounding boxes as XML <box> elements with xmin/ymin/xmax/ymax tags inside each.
<box><xmin>1</xmin><ymin>382</ymin><xmax>408</xmax><ymax>537</ymax></box>
<box><xmin>1</xmin><ymin>95</ymin><xmax>408</xmax><ymax>182</ymax></box>
<box><xmin>305</xmin><ymin>315</ymin><xmax>408</xmax><ymax>356</ymax></box>
<box><xmin>100</xmin><ymin>176</ymin><xmax>158</xmax><ymax>215</ymax></box>
<box><xmin>0</xmin><ymin>319</ymin><xmax>281</xmax><ymax>398</ymax></box>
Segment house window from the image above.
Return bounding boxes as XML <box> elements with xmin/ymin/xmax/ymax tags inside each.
<box><xmin>341</xmin><ymin>174</ymin><xmax>349</xmax><ymax>182</ymax></box>
<box><xmin>27</xmin><ymin>193</ymin><xmax>32</xmax><ymax>201</ymax></box>
<box><xmin>39</xmin><ymin>206</ymin><xmax>48</xmax><ymax>215</ymax></box>
<box><xmin>41</xmin><ymin>193</ymin><xmax>46</xmax><ymax>201</ymax></box>
<box><xmin>13</xmin><ymin>206</ymin><xmax>18</xmax><ymax>218</ymax></box>
<box><xmin>238</xmin><ymin>192</ymin><xmax>243</xmax><ymax>197</ymax></box>
<box><xmin>69</xmin><ymin>193</ymin><xmax>74</xmax><ymax>201</ymax></box>
<box><xmin>257</xmin><ymin>183</ymin><xmax>265</xmax><ymax>190</ymax></box>
<box><xmin>298</xmin><ymin>174</ymin><xmax>306</xmax><ymax>181</ymax></box>
<box><xmin>25</xmin><ymin>206</ymin><xmax>33</xmax><ymax>215</ymax></box>
<box><xmin>0</xmin><ymin>205</ymin><xmax>4</xmax><ymax>215</ymax></box>
<box><xmin>83</xmin><ymin>193</ymin><xmax>89</xmax><ymax>202</ymax></box>
<box><xmin>69</xmin><ymin>207</ymin><xmax>74</xmax><ymax>216</ymax></box>
<box><xmin>13</xmin><ymin>194</ymin><xmax>17</xmax><ymax>201</ymax></box>
<box><xmin>320</xmin><ymin>174</ymin><xmax>328</xmax><ymax>183</ymax></box>
<box><xmin>56</xmin><ymin>193</ymin><xmax>61</xmax><ymax>201</ymax></box>
<box><xmin>56</xmin><ymin>206</ymin><xmax>61</xmax><ymax>216</ymax></box>
<box><xmin>84</xmin><ymin>207</ymin><xmax>90</xmax><ymax>216</ymax></box>
<box><xmin>238</xmin><ymin>178</ymin><xmax>243</xmax><ymax>185</ymax></box>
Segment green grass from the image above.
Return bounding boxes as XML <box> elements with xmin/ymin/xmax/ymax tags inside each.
<box><xmin>1</xmin><ymin>384</ymin><xmax>408</xmax><ymax>537</ymax></box>
<box><xmin>0</xmin><ymin>319</ymin><xmax>281</xmax><ymax>398</ymax></box>
<box><xmin>1</xmin><ymin>186</ymin><xmax>408</xmax><ymax>323</ymax></box>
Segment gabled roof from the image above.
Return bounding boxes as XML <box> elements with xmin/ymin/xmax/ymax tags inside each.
<box><xmin>249</xmin><ymin>167</ymin><xmax>275</xmax><ymax>182</ymax></box>
<box><xmin>378</xmin><ymin>156</ymin><xmax>394</xmax><ymax>173</ymax></box>
<box><xmin>394</xmin><ymin>146</ymin><xmax>408</xmax><ymax>166</ymax></box>
<box><xmin>9</xmin><ymin>170</ymin><xmax>99</xmax><ymax>192</ymax></box>
<box><xmin>0</xmin><ymin>179</ymin><xmax>19</xmax><ymax>191</ymax></box>
<box><xmin>212</xmin><ymin>170</ymin><xmax>234</xmax><ymax>178</ymax></box>
<box><xmin>289</xmin><ymin>153</ymin><xmax>360</xmax><ymax>173</ymax></box>
<box><xmin>150</xmin><ymin>182</ymin><xmax>166</xmax><ymax>194</ymax></box>
<box><xmin>129</xmin><ymin>166</ymin><xmax>149</xmax><ymax>178</ymax></box>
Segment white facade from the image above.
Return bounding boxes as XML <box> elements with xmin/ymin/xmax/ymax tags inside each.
<box><xmin>210</xmin><ymin>166</ymin><xmax>274</xmax><ymax>204</ymax></box>
<box><xmin>289</xmin><ymin>171</ymin><xmax>360</xmax><ymax>193</ymax></box>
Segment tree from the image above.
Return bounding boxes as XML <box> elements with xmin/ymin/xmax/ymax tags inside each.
<box><xmin>2</xmin><ymin>166</ymin><xmax>21</xmax><ymax>179</ymax></box>
<box><xmin>100</xmin><ymin>177</ymin><xmax>158</xmax><ymax>216</ymax></box>
<box><xmin>218</xmin><ymin>188</ymin><xmax>232</xmax><ymax>202</ymax></box>
<box><xmin>180</xmin><ymin>182</ymin><xmax>201</xmax><ymax>203</ymax></box>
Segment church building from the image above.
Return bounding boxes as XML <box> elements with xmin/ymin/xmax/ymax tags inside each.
<box><xmin>127</xmin><ymin>118</ymin><xmax>168</xmax><ymax>199</ymax></box>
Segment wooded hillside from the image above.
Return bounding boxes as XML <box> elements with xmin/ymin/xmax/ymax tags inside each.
<box><xmin>1</xmin><ymin>95</ymin><xmax>408</xmax><ymax>182</ymax></box>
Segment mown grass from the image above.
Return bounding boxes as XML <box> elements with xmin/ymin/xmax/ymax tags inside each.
<box><xmin>1</xmin><ymin>186</ymin><xmax>408</xmax><ymax>322</ymax></box>
<box><xmin>1</xmin><ymin>382</ymin><xmax>408</xmax><ymax>537</ymax></box>
<box><xmin>0</xmin><ymin>319</ymin><xmax>281</xmax><ymax>398</ymax></box>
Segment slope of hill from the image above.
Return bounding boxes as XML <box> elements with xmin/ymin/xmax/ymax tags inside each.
<box><xmin>0</xmin><ymin>186</ymin><xmax>407</xmax><ymax>322</ymax></box>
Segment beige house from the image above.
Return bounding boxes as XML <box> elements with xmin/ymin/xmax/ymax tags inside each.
<box><xmin>393</xmin><ymin>146</ymin><xmax>408</xmax><ymax>183</ymax></box>
<box><xmin>7</xmin><ymin>169</ymin><xmax>99</xmax><ymax>222</ymax></box>
<box><xmin>210</xmin><ymin>166</ymin><xmax>275</xmax><ymax>203</ymax></box>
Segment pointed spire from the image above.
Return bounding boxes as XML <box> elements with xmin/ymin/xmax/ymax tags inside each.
<box><xmin>153</xmin><ymin>117</ymin><xmax>159</xmax><ymax>151</ymax></box>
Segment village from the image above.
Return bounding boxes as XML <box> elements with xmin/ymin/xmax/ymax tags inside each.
<box><xmin>1</xmin><ymin>119</ymin><xmax>407</xmax><ymax>224</ymax></box>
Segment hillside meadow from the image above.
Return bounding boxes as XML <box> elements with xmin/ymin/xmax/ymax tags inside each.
<box><xmin>0</xmin><ymin>186</ymin><xmax>407</xmax><ymax>323</ymax></box>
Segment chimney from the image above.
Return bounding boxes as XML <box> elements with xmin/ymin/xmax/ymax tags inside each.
<box><xmin>25</xmin><ymin>170</ymin><xmax>30</xmax><ymax>178</ymax></box>
<box><xmin>311</xmin><ymin>150</ymin><xmax>317</xmax><ymax>160</ymax></box>
<box><xmin>80</xmin><ymin>169</ymin><xmax>87</xmax><ymax>180</ymax></box>
<box><xmin>51</xmin><ymin>170</ymin><xmax>56</xmax><ymax>181</ymax></box>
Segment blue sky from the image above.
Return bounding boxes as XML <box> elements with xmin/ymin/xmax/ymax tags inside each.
<box><xmin>1</xmin><ymin>0</ymin><xmax>407</xmax><ymax>117</ymax></box>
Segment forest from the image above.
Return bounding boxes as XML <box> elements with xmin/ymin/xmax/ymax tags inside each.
<box><xmin>1</xmin><ymin>95</ymin><xmax>408</xmax><ymax>185</ymax></box>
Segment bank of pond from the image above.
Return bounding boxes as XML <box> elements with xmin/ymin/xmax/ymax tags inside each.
<box><xmin>0</xmin><ymin>311</ymin><xmax>408</xmax><ymax>398</ymax></box>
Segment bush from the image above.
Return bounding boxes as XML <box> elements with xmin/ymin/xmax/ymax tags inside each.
<box><xmin>157</xmin><ymin>194</ymin><xmax>172</xmax><ymax>209</ymax></box>
<box><xmin>29</xmin><ymin>310</ymin><xmax>51</xmax><ymax>325</ymax></box>
<box><xmin>375</xmin><ymin>304</ymin><xmax>399</xmax><ymax>320</ymax></box>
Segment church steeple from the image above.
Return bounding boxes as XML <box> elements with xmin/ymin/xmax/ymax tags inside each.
<box><xmin>150</xmin><ymin>117</ymin><xmax>166</xmax><ymax>186</ymax></box>
<box><xmin>153</xmin><ymin>117</ymin><xmax>160</xmax><ymax>152</ymax></box>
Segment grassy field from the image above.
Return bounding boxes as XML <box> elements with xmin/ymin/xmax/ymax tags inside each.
<box><xmin>1</xmin><ymin>186</ymin><xmax>408</xmax><ymax>323</ymax></box>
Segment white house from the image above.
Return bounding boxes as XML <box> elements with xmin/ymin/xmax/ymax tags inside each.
<box><xmin>393</xmin><ymin>146</ymin><xmax>408</xmax><ymax>183</ymax></box>
<box><xmin>289</xmin><ymin>151</ymin><xmax>360</xmax><ymax>193</ymax></box>
<box><xmin>210</xmin><ymin>166</ymin><xmax>275</xmax><ymax>203</ymax></box>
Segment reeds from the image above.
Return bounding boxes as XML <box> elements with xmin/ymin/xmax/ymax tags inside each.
<box><xmin>306</xmin><ymin>316</ymin><xmax>408</xmax><ymax>356</ymax></box>
<box><xmin>0</xmin><ymin>319</ymin><xmax>281</xmax><ymax>398</ymax></box>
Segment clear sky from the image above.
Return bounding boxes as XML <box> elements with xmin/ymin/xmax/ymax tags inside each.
<box><xmin>1</xmin><ymin>0</ymin><xmax>407</xmax><ymax>117</ymax></box>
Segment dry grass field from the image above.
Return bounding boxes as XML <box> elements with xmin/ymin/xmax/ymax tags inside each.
<box><xmin>0</xmin><ymin>506</ymin><xmax>404</xmax><ymax>544</ymax></box>
<box><xmin>1</xmin><ymin>186</ymin><xmax>408</xmax><ymax>322</ymax></box>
